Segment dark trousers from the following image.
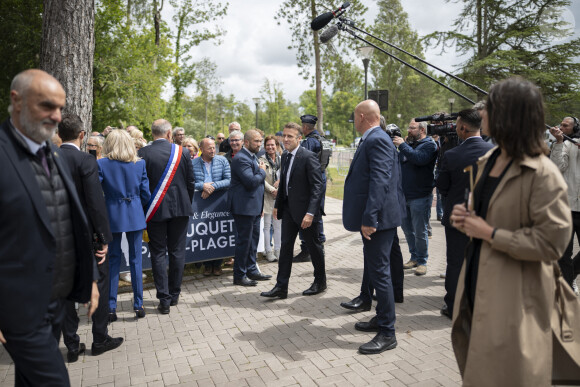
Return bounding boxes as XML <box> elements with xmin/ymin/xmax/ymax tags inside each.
<box><xmin>204</xmin><ymin>259</ymin><xmax>223</xmax><ymax>269</ymax></box>
<box><xmin>444</xmin><ymin>226</ymin><xmax>469</xmax><ymax>315</ymax></box>
<box><xmin>559</xmin><ymin>211</ymin><xmax>580</xmax><ymax>288</ymax></box>
<box><xmin>360</xmin><ymin>231</ymin><xmax>403</xmax><ymax>301</ymax></box>
<box><xmin>276</xmin><ymin>206</ymin><xmax>326</xmax><ymax>289</ymax></box>
<box><xmin>232</xmin><ymin>214</ymin><xmax>261</xmax><ymax>280</ymax></box>
<box><xmin>361</xmin><ymin>228</ymin><xmax>396</xmax><ymax>336</ymax></box>
<box><xmin>62</xmin><ymin>258</ymin><xmax>109</xmax><ymax>349</ymax></box>
<box><xmin>3</xmin><ymin>299</ymin><xmax>69</xmax><ymax>387</ymax></box>
<box><xmin>147</xmin><ymin>217</ymin><xmax>189</xmax><ymax>306</ymax></box>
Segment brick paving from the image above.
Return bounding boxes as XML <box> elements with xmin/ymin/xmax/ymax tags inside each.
<box><xmin>0</xmin><ymin>197</ymin><xmax>461</xmax><ymax>386</ymax></box>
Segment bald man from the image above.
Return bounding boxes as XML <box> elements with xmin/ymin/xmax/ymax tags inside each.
<box><xmin>0</xmin><ymin>69</ymin><xmax>99</xmax><ymax>385</ymax></box>
<box><xmin>342</xmin><ymin>100</ymin><xmax>406</xmax><ymax>354</ymax></box>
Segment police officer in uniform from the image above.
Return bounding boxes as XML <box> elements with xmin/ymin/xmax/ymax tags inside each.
<box><xmin>293</xmin><ymin>114</ymin><xmax>328</xmax><ymax>262</ymax></box>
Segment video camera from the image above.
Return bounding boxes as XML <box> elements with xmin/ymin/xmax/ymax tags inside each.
<box><xmin>384</xmin><ymin>123</ymin><xmax>402</xmax><ymax>139</ymax></box>
<box><xmin>415</xmin><ymin>113</ymin><xmax>458</xmax><ymax>137</ymax></box>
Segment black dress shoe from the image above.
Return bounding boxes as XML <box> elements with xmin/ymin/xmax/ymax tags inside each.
<box><xmin>358</xmin><ymin>332</ymin><xmax>397</xmax><ymax>354</ymax></box>
<box><xmin>157</xmin><ymin>304</ymin><xmax>170</xmax><ymax>314</ymax></box>
<box><xmin>135</xmin><ymin>307</ymin><xmax>146</xmax><ymax>318</ymax></box>
<box><xmin>170</xmin><ymin>296</ymin><xmax>179</xmax><ymax>306</ymax></box>
<box><xmin>92</xmin><ymin>336</ymin><xmax>124</xmax><ymax>356</ymax></box>
<box><xmin>247</xmin><ymin>272</ymin><xmax>272</xmax><ymax>281</ymax></box>
<box><xmin>293</xmin><ymin>250</ymin><xmax>311</xmax><ymax>262</ymax></box>
<box><xmin>394</xmin><ymin>294</ymin><xmax>404</xmax><ymax>304</ymax></box>
<box><xmin>233</xmin><ymin>276</ymin><xmax>258</xmax><ymax>287</ymax></box>
<box><xmin>340</xmin><ymin>296</ymin><xmax>372</xmax><ymax>312</ymax></box>
<box><xmin>108</xmin><ymin>311</ymin><xmax>117</xmax><ymax>323</ymax></box>
<box><xmin>355</xmin><ymin>316</ymin><xmax>379</xmax><ymax>332</ymax></box>
<box><xmin>302</xmin><ymin>282</ymin><xmax>327</xmax><ymax>296</ymax></box>
<box><xmin>67</xmin><ymin>343</ymin><xmax>86</xmax><ymax>363</ymax></box>
<box><xmin>260</xmin><ymin>286</ymin><xmax>288</xmax><ymax>299</ymax></box>
<box><xmin>440</xmin><ymin>304</ymin><xmax>452</xmax><ymax>319</ymax></box>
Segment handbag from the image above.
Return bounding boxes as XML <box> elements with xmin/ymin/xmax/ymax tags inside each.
<box><xmin>551</xmin><ymin>263</ymin><xmax>580</xmax><ymax>385</ymax></box>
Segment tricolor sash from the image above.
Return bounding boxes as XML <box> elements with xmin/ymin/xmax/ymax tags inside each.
<box><xmin>145</xmin><ymin>143</ymin><xmax>183</xmax><ymax>222</ymax></box>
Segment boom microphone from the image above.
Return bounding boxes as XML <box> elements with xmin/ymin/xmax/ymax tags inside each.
<box><xmin>311</xmin><ymin>2</ymin><xmax>351</xmax><ymax>31</ymax></box>
<box><xmin>320</xmin><ymin>25</ymin><xmax>339</xmax><ymax>43</ymax></box>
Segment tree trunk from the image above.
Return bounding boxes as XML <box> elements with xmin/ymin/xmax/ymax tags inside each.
<box><xmin>40</xmin><ymin>0</ymin><xmax>94</xmax><ymax>148</ymax></box>
<box><xmin>311</xmin><ymin>0</ymin><xmax>323</xmax><ymax>132</ymax></box>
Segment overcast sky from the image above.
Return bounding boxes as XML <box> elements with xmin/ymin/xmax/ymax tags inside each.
<box><xmin>184</xmin><ymin>0</ymin><xmax>580</xmax><ymax>105</ymax></box>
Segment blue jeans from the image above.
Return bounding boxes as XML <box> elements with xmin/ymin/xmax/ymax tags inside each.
<box><xmin>401</xmin><ymin>194</ymin><xmax>432</xmax><ymax>266</ymax></box>
<box><xmin>109</xmin><ymin>230</ymin><xmax>144</xmax><ymax>310</ymax></box>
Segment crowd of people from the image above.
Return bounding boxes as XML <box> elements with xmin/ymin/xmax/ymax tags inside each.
<box><xmin>1</xmin><ymin>69</ymin><xmax>579</xmax><ymax>386</ymax></box>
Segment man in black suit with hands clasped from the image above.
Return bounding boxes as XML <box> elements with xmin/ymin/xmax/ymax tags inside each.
<box><xmin>436</xmin><ymin>108</ymin><xmax>493</xmax><ymax>319</ymax></box>
<box><xmin>261</xmin><ymin>122</ymin><xmax>326</xmax><ymax>299</ymax></box>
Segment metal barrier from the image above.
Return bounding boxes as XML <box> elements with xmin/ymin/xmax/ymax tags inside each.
<box><xmin>328</xmin><ymin>148</ymin><xmax>356</xmax><ymax>177</ymax></box>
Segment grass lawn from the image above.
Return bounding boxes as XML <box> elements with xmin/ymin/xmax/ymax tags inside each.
<box><xmin>326</xmin><ymin>168</ymin><xmax>345</xmax><ymax>200</ymax></box>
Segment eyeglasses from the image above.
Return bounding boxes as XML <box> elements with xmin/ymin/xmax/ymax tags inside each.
<box><xmin>217</xmin><ymin>137</ymin><xmax>225</xmax><ymax>140</ymax></box>
<box><xmin>87</xmin><ymin>143</ymin><xmax>98</xmax><ymax>148</ymax></box>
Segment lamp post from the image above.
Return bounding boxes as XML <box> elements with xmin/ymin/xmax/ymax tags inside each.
<box><xmin>448</xmin><ymin>97</ymin><xmax>455</xmax><ymax>114</ymax></box>
<box><xmin>252</xmin><ymin>97</ymin><xmax>260</xmax><ymax>128</ymax></box>
<box><xmin>358</xmin><ymin>46</ymin><xmax>374</xmax><ymax>100</ymax></box>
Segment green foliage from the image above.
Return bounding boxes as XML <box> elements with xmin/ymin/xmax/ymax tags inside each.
<box><xmin>259</xmin><ymin>79</ymin><xmax>301</xmax><ymax>134</ymax></box>
<box><xmin>0</xmin><ymin>0</ymin><xmax>43</xmax><ymax>119</ymax></box>
<box><xmin>424</xmin><ymin>0</ymin><xmax>580</xmax><ymax>123</ymax></box>
<box><xmin>93</xmin><ymin>0</ymin><xmax>175</xmax><ymax>138</ymax></box>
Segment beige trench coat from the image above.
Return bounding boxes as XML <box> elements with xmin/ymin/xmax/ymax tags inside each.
<box><xmin>451</xmin><ymin>148</ymin><xmax>575</xmax><ymax>386</ymax></box>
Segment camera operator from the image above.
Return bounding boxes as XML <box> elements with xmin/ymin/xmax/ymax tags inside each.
<box><xmin>549</xmin><ymin>116</ymin><xmax>580</xmax><ymax>292</ymax></box>
<box><xmin>435</xmin><ymin>109</ymin><xmax>493</xmax><ymax>318</ymax></box>
<box><xmin>392</xmin><ymin>120</ymin><xmax>438</xmax><ymax>276</ymax></box>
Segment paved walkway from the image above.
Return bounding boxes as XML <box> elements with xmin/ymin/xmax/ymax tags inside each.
<box><xmin>0</xmin><ymin>197</ymin><xmax>461</xmax><ymax>386</ymax></box>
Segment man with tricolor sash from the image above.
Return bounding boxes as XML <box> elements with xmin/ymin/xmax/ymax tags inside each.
<box><xmin>138</xmin><ymin>119</ymin><xmax>195</xmax><ymax>314</ymax></box>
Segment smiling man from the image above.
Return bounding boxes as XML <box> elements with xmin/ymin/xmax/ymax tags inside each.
<box><xmin>260</xmin><ymin>122</ymin><xmax>326</xmax><ymax>299</ymax></box>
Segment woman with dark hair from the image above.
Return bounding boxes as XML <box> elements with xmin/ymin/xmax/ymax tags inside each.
<box><xmin>449</xmin><ymin>77</ymin><xmax>574</xmax><ymax>385</ymax></box>
<box><xmin>260</xmin><ymin>135</ymin><xmax>282</xmax><ymax>262</ymax></box>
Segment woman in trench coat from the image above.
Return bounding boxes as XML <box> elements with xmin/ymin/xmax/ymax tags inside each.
<box><xmin>449</xmin><ymin>77</ymin><xmax>573</xmax><ymax>386</ymax></box>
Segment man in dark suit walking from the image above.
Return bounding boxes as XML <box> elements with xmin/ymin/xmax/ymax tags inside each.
<box><xmin>261</xmin><ymin>122</ymin><xmax>326</xmax><ymax>299</ymax></box>
<box><xmin>0</xmin><ymin>69</ymin><xmax>98</xmax><ymax>386</ymax></box>
<box><xmin>436</xmin><ymin>108</ymin><xmax>493</xmax><ymax>318</ymax></box>
<box><xmin>138</xmin><ymin>119</ymin><xmax>195</xmax><ymax>314</ymax></box>
<box><xmin>229</xmin><ymin>129</ymin><xmax>272</xmax><ymax>286</ymax></box>
<box><xmin>58</xmin><ymin>114</ymin><xmax>124</xmax><ymax>362</ymax></box>
<box><xmin>343</xmin><ymin>100</ymin><xmax>406</xmax><ymax>355</ymax></box>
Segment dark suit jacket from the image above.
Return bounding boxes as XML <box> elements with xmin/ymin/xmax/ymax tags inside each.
<box><xmin>138</xmin><ymin>139</ymin><xmax>195</xmax><ymax>221</ymax></box>
<box><xmin>0</xmin><ymin>119</ymin><xmax>94</xmax><ymax>334</ymax></box>
<box><xmin>59</xmin><ymin>143</ymin><xmax>112</xmax><ymax>243</ymax></box>
<box><xmin>228</xmin><ymin>148</ymin><xmax>266</xmax><ymax>216</ymax></box>
<box><xmin>343</xmin><ymin>127</ymin><xmax>406</xmax><ymax>232</ymax></box>
<box><xmin>436</xmin><ymin>136</ymin><xmax>493</xmax><ymax>227</ymax></box>
<box><xmin>274</xmin><ymin>146</ymin><xmax>323</xmax><ymax>224</ymax></box>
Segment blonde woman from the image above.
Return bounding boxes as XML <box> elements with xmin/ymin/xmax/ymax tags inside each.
<box><xmin>182</xmin><ymin>136</ymin><xmax>199</xmax><ymax>159</ymax></box>
<box><xmin>98</xmin><ymin>130</ymin><xmax>151</xmax><ymax>320</ymax></box>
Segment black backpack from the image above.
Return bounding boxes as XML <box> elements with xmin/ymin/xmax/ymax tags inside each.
<box><xmin>309</xmin><ymin>132</ymin><xmax>333</xmax><ymax>172</ymax></box>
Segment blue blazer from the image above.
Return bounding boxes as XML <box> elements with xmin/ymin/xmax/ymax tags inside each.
<box><xmin>192</xmin><ymin>155</ymin><xmax>231</xmax><ymax>191</ymax></box>
<box><xmin>343</xmin><ymin>127</ymin><xmax>406</xmax><ymax>232</ymax></box>
<box><xmin>98</xmin><ymin>158</ymin><xmax>151</xmax><ymax>233</ymax></box>
<box><xmin>228</xmin><ymin>148</ymin><xmax>266</xmax><ymax>216</ymax></box>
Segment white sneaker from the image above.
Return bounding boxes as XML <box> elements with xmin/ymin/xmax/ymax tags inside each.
<box><xmin>266</xmin><ymin>250</ymin><xmax>277</xmax><ymax>262</ymax></box>
<box><xmin>573</xmin><ymin>279</ymin><xmax>579</xmax><ymax>296</ymax></box>
<box><xmin>120</xmin><ymin>272</ymin><xmax>131</xmax><ymax>282</ymax></box>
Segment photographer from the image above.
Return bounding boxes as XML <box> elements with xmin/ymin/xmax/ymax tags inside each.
<box><xmin>435</xmin><ymin>108</ymin><xmax>493</xmax><ymax>318</ymax></box>
<box><xmin>549</xmin><ymin>116</ymin><xmax>580</xmax><ymax>292</ymax></box>
<box><xmin>392</xmin><ymin>120</ymin><xmax>438</xmax><ymax>276</ymax></box>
